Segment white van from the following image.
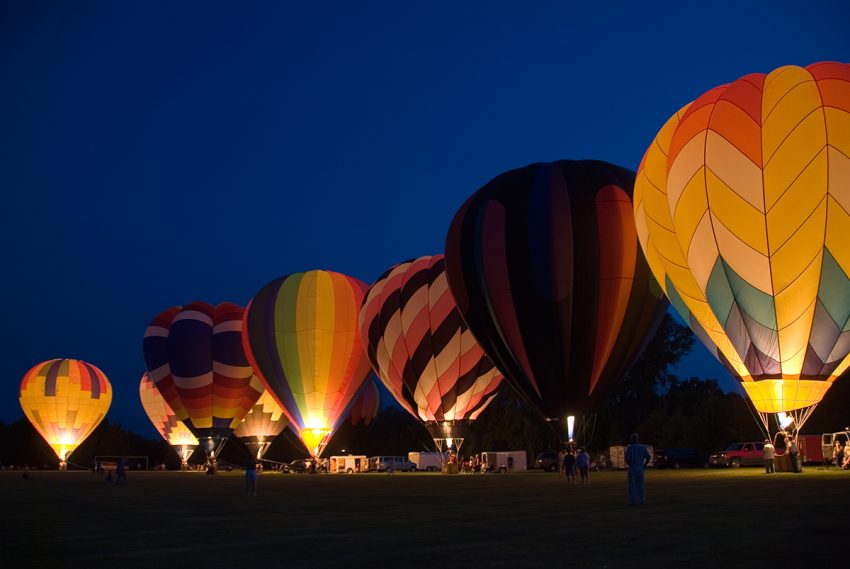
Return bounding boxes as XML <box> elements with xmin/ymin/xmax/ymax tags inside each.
<box><xmin>408</xmin><ymin>451</ymin><xmax>447</xmax><ymax>472</ymax></box>
<box><xmin>480</xmin><ymin>451</ymin><xmax>527</xmax><ymax>472</ymax></box>
<box><xmin>369</xmin><ymin>455</ymin><xmax>416</xmax><ymax>472</ymax></box>
<box><xmin>329</xmin><ymin>455</ymin><xmax>369</xmax><ymax>473</ymax></box>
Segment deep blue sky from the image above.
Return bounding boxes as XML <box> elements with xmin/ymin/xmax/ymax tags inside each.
<box><xmin>1</xmin><ymin>1</ymin><xmax>847</xmax><ymax>438</ymax></box>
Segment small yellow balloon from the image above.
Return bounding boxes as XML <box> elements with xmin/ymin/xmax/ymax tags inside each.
<box><xmin>19</xmin><ymin>359</ymin><xmax>112</xmax><ymax>465</ymax></box>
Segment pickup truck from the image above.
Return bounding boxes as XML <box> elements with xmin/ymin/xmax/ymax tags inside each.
<box><xmin>709</xmin><ymin>441</ymin><xmax>765</xmax><ymax>468</ymax></box>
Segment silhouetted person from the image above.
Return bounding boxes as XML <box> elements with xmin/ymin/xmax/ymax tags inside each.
<box><xmin>625</xmin><ymin>433</ymin><xmax>651</xmax><ymax>505</ymax></box>
<box><xmin>245</xmin><ymin>458</ymin><xmax>258</xmax><ymax>496</ymax></box>
<box><xmin>115</xmin><ymin>457</ymin><xmax>127</xmax><ymax>485</ymax></box>
<box><xmin>563</xmin><ymin>451</ymin><xmax>576</xmax><ymax>484</ymax></box>
<box><xmin>576</xmin><ymin>448</ymin><xmax>590</xmax><ymax>484</ymax></box>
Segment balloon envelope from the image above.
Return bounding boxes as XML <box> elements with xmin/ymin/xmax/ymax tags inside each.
<box><xmin>445</xmin><ymin>160</ymin><xmax>667</xmax><ymax>422</ymax></box>
<box><xmin>19</xmin><ymin>359</ymin><xmax>112</xmax><ymax>463</ymax></box>
<box><xmin>243</xmin><ymin>270</ymin><xmax>372</xmax><ymax>457</ymax></box>
<box><xmin>360</xmin><ymin>255</ymin><xmax>502</xmax><ymax>440</ymax></box>
<box><xmin>634</xmin><ymin>61</ymin><xmax>850</xmax><ymax>418</ymax></box>
<box><xmin>349</xmin><ymin>377</ymin><xmax>380</xmax><ymax>426</ymax></box>
<box><xmin>233</xmin><ymin>390</ymin><xmax>289</xmax><ymax>459</ymax></box>
<box><xmin>139</xmin><ymin>373</ymin><xmax>197</xmax><ymax>463</ymax></box>
<box><xmin>142</xmin><ymin>302</ymin><xmax>264</xmax><ymax>455</ymax></box>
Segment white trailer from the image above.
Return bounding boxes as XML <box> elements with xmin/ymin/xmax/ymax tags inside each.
<box><xmin>480</xmin><ymin>451</ymin><xmax>527</xmax><ymax>472</ymax></box>
<box><xmin>408</xmin><ymin>451</ymin><xmax>447</xmax><ymax>472</ymax></box>
<box><xmin>328</xmin><ymin>455</ymin><xmax>369</xmax><ymax>473</ymax></box>
<box><xmin>609</xmin><ymin>445</ymin><xmax>654</xmax><ymax>470</ymax></box>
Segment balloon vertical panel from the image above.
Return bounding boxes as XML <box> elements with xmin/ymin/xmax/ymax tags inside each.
<box><xmin>446</xmin><ymin>160</ymin><xmax>668</xmax><ymax>420</ymax></box>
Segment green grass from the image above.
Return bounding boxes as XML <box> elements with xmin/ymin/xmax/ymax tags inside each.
<box><xmin>1</xmin><ymin>467</ymin><xmax>846</xmax><ymax>568</ymax></box>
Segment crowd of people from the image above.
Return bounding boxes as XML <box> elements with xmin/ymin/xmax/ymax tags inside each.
<box><xmin>762</xmin><ymin>433</ymin><xmax>850</xmax><ymax>473</ymax></box>
<box><xmin>559</xmin><ymin>443</ymin><xmax>592</xmax><ymax>485</ymax></box>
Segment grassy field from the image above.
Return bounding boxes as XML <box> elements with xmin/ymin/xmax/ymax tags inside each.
<box><xmin>1</xmin><ymin>467</ymin><xmax>846</xmax><ymax>568</ymax></box>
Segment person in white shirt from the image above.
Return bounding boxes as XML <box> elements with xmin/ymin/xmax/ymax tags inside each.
<box><xmin>762</xmin><ymin>439</ymin><xmax>775</xmax><ymax>474</ymax></box>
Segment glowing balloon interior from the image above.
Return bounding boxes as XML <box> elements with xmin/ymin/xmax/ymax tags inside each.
<box><xmin>139</xmin><ymin>373</ymin><xmax>198</xmax><ymax>466</ymax></box>
<box><xmin>233</xmin><ymin>390</ymin><xmax>289</xmax><ymax>460</ymax></box>
<box><xmin>19</xmin><ymin>359</ymin><xmax>112</xmax><ymax>467</ymax></box>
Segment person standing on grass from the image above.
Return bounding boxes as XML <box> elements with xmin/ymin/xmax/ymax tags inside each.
<box><xmin>576</xmin><ymin>448</ymin><xmax>590</xmax><ymax>484</ymax></box>
<box><xmin>763</xmin><ymin>439</ymin><xmax>775</xmax><ymax>474</ymax></box>
<box><xmin>788</xmin><ymin>437</ymin><xmax>800</xmax><ymax>473</ymax></box>
<box><xmin>625</xmin><ymin>433</ymin><xmax>651</xmax><ymax>505</ymax></box>
<box><xmin>245</xmin><ymin>458</ymin><xmax>258</xmax><ymax>496</ymax></box>
<box><xmin>833</xmin><ymin>441</ymin><xmax>843</xmax><ymax>469</ymax></box>
<box><xmin>563</xmin><ymin>450</ymin><xmax>576</xmax><ymax>484</ymax></box>
<box><xmin>115</xmin><ymin>457</ymin><xmax>127</xmax><ymax>485</ymax></box>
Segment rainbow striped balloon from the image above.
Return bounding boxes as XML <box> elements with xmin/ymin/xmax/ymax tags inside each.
<box><xmin>243</xmin><ymin>270</ymin><xmax>372</xmax><ymax>457</ymax></box>
<box><xmin>19</xmin><ymin>359</ymin><xmax>112</xmax><ymax>464</ymax></box>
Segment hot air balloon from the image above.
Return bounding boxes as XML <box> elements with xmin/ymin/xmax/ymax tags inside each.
<box><xmin>143</xmin><ymin>302</ymin><xmax>264</xmax><ymax>465</ymax></box>
<box><xmin>233</xmin><ymin>390</ymin><xmax>289</xmax><ymax>461</ymax></box>
<box><xmin>633</xmin><ymin>61</ymin><xmax>850</xmax><ymax>432</ymax></box>
<box><xmin>349</xmin><ymin>377</ymin><xmax>380</xmax><ymax>426</ymax></box>
<box><xmin>243</xmin><ymin>270</ymin><xmax>372</xmax><ymax>458</ymax></box>
<box><xmin>139</xmin><ymin>373</ymin><xmax>198</xmax><ymax>468</ymax></box>
<box><xmin>445</xmin><ymin>160</ymin><xmax>668</xmax><ymax>441</ymax></box>
<box><xmin>360</xmin><ymin>255</ymin><xmax>503</xmax><ymax>452</ymax></box>
<box><xmin>19</xmin><ymin>359</ymin><xmax>112</xmax><ymax>469</ymax></box>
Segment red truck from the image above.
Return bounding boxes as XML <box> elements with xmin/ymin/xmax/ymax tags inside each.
<box><xmin>709</xmin><ymin>441</ymin><xmax>765</xmax><ymax>467</ymax></box>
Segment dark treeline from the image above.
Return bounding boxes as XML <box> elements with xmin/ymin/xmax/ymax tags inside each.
<box><xmin>3</xmin><ymin>315</ymin><xmax>849</xmax><ymax>469</ymax></box>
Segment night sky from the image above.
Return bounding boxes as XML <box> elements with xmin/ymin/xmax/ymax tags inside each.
<box><xmin>1</xmin><ymin>1</ymin><xmax>847</xmax><ymax>438</ymax></box>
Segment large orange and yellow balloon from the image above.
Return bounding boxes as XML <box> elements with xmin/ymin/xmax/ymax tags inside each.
<box><xmin>139</xmin><ymin>373</ymin><xmax>198</xmax><ymax>466</ymax></box>
<box><xmin>19</xmin><ymin>359</ymin><xmax>112</xmax><ymax>467</ymax></box>
<box><xmin>243</xmin><ymin>270</ymin><xmax>372</xmax><ymax>457</ymax></box>
<box><xmin>634</xmin><ymin>61</ymin><xmax>850</xmax><ymax>430</ymax></box>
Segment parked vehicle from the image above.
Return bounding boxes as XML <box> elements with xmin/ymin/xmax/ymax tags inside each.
<box><xmin>329</xmin><ymin>455</ymin><xmax>369</xmax><ymax>473</ymax></box>
<box><xmin>796</xmin><ymin>435</ymin><xmax>823</xmax><ymax>464</ymax></box>
<box><xmin>709</xmin><ymin>441</ymin><xmax>765</xmax><ymax>468</ymax></box>
<box><xmin>284</xmin><ymin>458</ymin><xmax>328</xmax><ymax>473</ymax></box>
<box><xmin>284</xmin><ymin>459</ymin><xmax>309</xmax><ymax>474</ymax></box>
<box><xmin>653</xmin><ymin>448</ymin><xmax>707</xmax><ymax>469</ymax></box>
<box><xmin>408</xmin><ymin>452</ymin><xmax>446</xmax><ymax>472</ymax></box>
<box><xmin>609</xmin><ymin>445</ymin><xmax>654</xmax><ymax>469</ymax></box>
<box><xmin>821</xmin><ymin>430</ymin><xmax>850</xmax><ymax>466</ymax></box>
<box><xmin>369</xmin><ymin>456</ymin><xmax>416</xmax><ymax>472</ymax></box>
<box><xmin>533</xmin><ymin>452</ymin><xmax>560</xmax><ymax>472</ymax></box>
<box><xmin>480</xmin><ymin>451</ymin><xmax>527</xmax><ymax>473</ymax></box>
